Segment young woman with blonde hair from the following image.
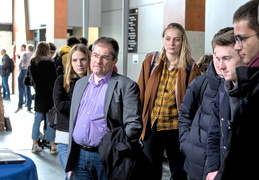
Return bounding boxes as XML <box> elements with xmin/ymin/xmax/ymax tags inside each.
<box><xmin>138</xmin><ymin>22</ymin><xmax>201</xmax><ymax>180</ymax></box>
<box><xmin>53</xmin><ymin>44</ymin><xmax>91</xmax><ymax>180</ymax></box>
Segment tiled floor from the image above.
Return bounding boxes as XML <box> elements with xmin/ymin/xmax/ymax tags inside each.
<box><xmin>0</xmin><ymin>94</ymin><xmax>65</xmax><ymax>180</ymax></box>
<box><xmin>0</xmin><ymin>94</ymin><xmax>170</xmax><ymax>180</ymax></box>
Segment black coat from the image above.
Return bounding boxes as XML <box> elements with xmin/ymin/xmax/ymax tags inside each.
<box><xmin>53</xmin><ymin>75</ymin><xmax>77</xmax><ymax>132</ymax></box>
<box><xmin>99</xmin><ymin>126</ymin><xmax>152</xmax><ymax>180</ymax></box>
<box><xmin>215</xmin><ymin>66</ymin><xmax>259</xmax><ymax>180</ymax></box>
<box><xmin>30</xmin><ymin>57</ymin><xmax>57</xmax><ymax>113</ymax></box>
<box><xmin>0</xmin><ymin>54</ymin><xmax>13</xmax><ymax>76</ymax></box>
<box><xmin>206</xmin><ymin>80</ymin><xmax>230</xmax><ymax>175</ymax></box>
<box><xmin>179</xmin><ymin>62</ymin><xmax>222</xmax><ymax>180</ymax></box>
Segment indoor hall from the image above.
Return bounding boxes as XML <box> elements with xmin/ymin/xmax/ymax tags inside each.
<box><xmin>0</xmin><ymin>0</ymin><xmax>252</xmax><ymax>179</ymax></box>
<box><xmin>0</xmin><ymin>94</ymin><xmax>65</xmax><ymax>180</ymax></box>
<box><xmin>0</xmin><ymin>94</ymin><xmax>170</xmax><ymax>179</ymax></box>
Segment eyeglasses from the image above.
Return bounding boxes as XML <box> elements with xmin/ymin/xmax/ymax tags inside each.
<box><xmin>91</xmin><ymin>53</ymin><xmax>113</xmax><ymax>61</ymax></box>
<box><xmin>234</xmin><ymin>33</ymin><xmax>259</xmax><ymax>47</ymax></box>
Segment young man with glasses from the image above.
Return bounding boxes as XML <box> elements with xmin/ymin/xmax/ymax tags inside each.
<box><xmin>65</xmin><ymin>37</ymin><xmax>143</xmax><ymax>180</ymax></box>
<box><xmin>214</xmin><ymin>1</ymin><xmax>259</xmax><ymax>179</ymax></box>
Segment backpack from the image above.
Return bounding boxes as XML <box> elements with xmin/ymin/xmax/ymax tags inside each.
<box><xmin>197</xmin><ymin>74</ymin><xmax>208</xmax><ymax>105</ymax></box>
<box><xmin>9</xmin><ymin>57</ymin><xmax>14</xmax><ymax>73</ymax></box>
<box><xmin>53</xmin><ymin>52</ymin><xmax>66</xmax><ymax>76</ymax></box>
<box><xmin>23</xmin><ymin>65</ymin><xmax>34</xmax><ymax>86</ymax></box>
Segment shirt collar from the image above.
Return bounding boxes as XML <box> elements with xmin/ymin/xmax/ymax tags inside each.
<box><xmin>89</xmin><ymin>70</ymin><xmax>113</xmax><ymax>84</ymax></box>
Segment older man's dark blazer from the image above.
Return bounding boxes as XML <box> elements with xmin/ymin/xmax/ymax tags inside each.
<box><xmin>65</xmin><ymin>71</ymin><xmax>143</xmax><ymax>172</ymax></box>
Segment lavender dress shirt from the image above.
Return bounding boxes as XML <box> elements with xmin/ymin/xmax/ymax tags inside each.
<box><xmin>72</xmin><ymin>72</ymin><xmax>112</xmax><ymax>147</ymax></box>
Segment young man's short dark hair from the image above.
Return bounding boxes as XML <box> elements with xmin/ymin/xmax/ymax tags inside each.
<box><xmin>67</xmin><ymin>36</ymin><xmax>81</xmax><ymax>47</ymax></box>
<box><xmin>79</xmin><ymin>37</ymin><xmax>88</xmax><ymax>46</ymax></box>
<box><xmin>48</xmin><ymin>42</ymin><xmax>56</xmax><ymax>51</ymax></box>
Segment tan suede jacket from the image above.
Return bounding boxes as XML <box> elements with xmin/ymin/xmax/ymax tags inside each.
<box><xmin>138</xmin><ymin>52</ymin><xmax>201</xmax><ymax>139</ymax></box>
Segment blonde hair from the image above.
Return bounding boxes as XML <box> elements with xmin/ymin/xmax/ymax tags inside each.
<box><xmin>30</xmin><ymin>41</ymin><xmax>50</xmax><ymax>65</ymax></box>
<box><xmin>157</xmin><ymin>23</ymin><xmax>193</xmax><ymax>70</ymax></box>
<box><xmin>63</xmin><ymin>44</ymin><xmax>92</xmax><ymax>93</ymax></box>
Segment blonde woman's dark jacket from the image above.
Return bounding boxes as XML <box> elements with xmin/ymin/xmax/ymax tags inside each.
<box><xmin>30</xmin><ymin>58</ymin><xmax>57</xmax><ymax>113</ymax></box>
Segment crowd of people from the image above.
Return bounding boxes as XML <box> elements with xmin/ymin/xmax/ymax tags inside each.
<box><xmin>1</xmin><ymin>0</ymin><xmax>258</xmax><ymax>179</ymax></box>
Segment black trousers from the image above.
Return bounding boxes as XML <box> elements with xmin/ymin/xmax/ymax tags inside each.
<box><xmin>143</xmin><ymin>129</ymin><xmax>187</xmax><ymax>180</ymax></box>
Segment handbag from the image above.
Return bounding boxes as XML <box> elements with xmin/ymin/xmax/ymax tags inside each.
<box><xmin>24</xmin><ymin>66</ymin><xmax>34</xmax><ymax>86</ymax></box>
<box><xmin>24</xmin><ymin>76</ymin><xmax>32</xmax><ymax>86</ymax></box>
<box><xmin>47</xmin><ymin>106</ymin><xmax>58</xmax><ymax>130</ymax></box>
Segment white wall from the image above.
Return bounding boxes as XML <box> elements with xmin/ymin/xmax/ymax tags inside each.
<box><xmin>100</xmin><ymin>0</ymin><xmax>164</xmax><ymax>81</ymax></box>
<box><xmin>205</xmin><ymin>0</ymin><xmax>249</xmax><ymax>54</ymax></box>
<box><xmin>26</xmin><ymin>0</ymin><xmax>252</xmax><ymax>82</ymax></box>
<box><xmin>67</xmin><ymin>0</ymin><xmax>101</xmax><ymax>27</ymax></box>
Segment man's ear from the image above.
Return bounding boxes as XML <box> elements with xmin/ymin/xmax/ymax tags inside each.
<box><xmin>113</xmin><ymin>57</ymin><xmax>118</xmax><ymax>64</ymax></box>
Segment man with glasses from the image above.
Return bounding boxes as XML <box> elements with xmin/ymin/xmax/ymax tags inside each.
<box><xmin>215</xmin><ymin>1</ymin><xmax>259</xmax><ymax>179</ymax></box>
<box><xmin>65</xmin><ymin>37</ymin><xmax>143</xmax><ymax>179</ymax></box>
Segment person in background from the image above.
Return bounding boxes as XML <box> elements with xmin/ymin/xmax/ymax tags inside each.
<box><xmin>65</xmin><ymin>37</ymin><xmax>142</xmax><ymax>179</ymax></box>
<box><xmin>36</xmin><ymin>42</ymin><xmax>56</xmax><ymax>147</ymax></box>
<box><xmin>53</xmin><ymin>44</ymin><xmax>91</xmax><ymax>180</ymax></box>
<box><xmin>79</xmin><ymin>37</ymin><xmax>88</xmax><ymax>46</ymax></box>
<box><xmin>15</xmin><ymin>44</ymin><xmax>34</xmax><ymax>113</ymax></box>
<box><xmin>0</xmin><ymin>49</ymin><xmax>13</xmax><ymax>101</ymax></box>
<box><xmin>57</xmin><ymin>36</ymin><xmax>81</xmax><ymax>70</ymax></box>
<box><xmin>215</xmin><ymin>1</ymin><xmax>259</xmax><ymax>179</ymax></box>
<box><xmin>15</xmin><ymin>44</ymin><xmax>27</xmax><ymax>71</ymax></box>
<box><xmin>205</xmin><ymin>30</ymin><xmax>245</xmax><ymax>180</ymax></box>
<box><xmin>88</xmin><ymin>44</ymin><xmax>93</xmax><ymax>52</ymax></box>
<box><xmin>16</xmin><ymin>44</ymin><xmax>26</xmax><ymax>59</ymax></box>
<box><xmin>30</xmin><ymin>41</ymin><xmax>58</xmax><ymax>154</ymax></box>
<box><xmin>138</xmin><ymin>22</ymin><xmax>201</xmax><ymax>180</ymax></box>
<box><xmin>49</xmin><ymin>42</ymin><xmax>57</xmax><ymax>58</ymax></box>
<box><xmin>197</xmin><ymin>54</ymin><xmax>213</xmax><ymax>74</ymax></box>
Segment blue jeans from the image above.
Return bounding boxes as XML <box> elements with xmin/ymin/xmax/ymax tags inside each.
<box><xmin>58</xmin><ymin>143</ymin><xmax>69</xmax><ymax>180</ymax></box>
<box><xmin>72</xmin><ymin>148</ymin><xmax>108</xmax><ymax>180</ymax></box>
<box><xmin>31</xmin><ymin>112</ymin><xmax>55</xmax><ymax>141</ymax></box>
<box><xmin>2</xmin><ymin>72</ymin><xmax>10</xmax><ymax>98</ymax></box>
<box><xmin>18</xmin><ymin>69</ymin><xmax>32</xmax><ymax>110</ymax></box>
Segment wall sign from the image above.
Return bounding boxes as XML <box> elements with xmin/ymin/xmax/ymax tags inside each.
<box><xmin>128</xmin><ymin>8</ymin><xmax>138</xmax><ymax>53</ymax></box>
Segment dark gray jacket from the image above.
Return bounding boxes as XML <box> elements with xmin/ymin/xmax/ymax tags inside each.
<box><xmin>215</xmin><ymin>65</ymin><xmax>259</xmax><ymax>180</ymax></box>
<box><xmin>0</xmin><ymin>54</ymin><xmax>13</xmax><ymax>76</ymax></box>
<box><xmin>179</xmin><ymin>62</ymin><xmax>222</xmax><ymax>180</ymax></box>
<box><xmin>66</xmin><ymin>71</ymin><xmax>143</xmax><ymax>172</ymax></box>
<box><xmin>206</xmin><ymin>80</ymin><xmax>230</xmax><ymax>175</ymax></box>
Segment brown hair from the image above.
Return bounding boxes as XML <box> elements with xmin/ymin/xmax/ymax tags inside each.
<box><xmin>197</xmin><ymin>54</ymin><xmax>213</xmax><ymax>74</ymax></box>
<box><xmin>212</xmin><ymin>30</ymin><xmax>235</xmax><ymax>48</ymax></box>
<box><xmin>30</xmin><ymin>41</ymin><xmax>50</xmax><ymax>65</ymax></box>
<box><xmin>211</xmin><ymin>27</ymin><xmax>234</xmax><ymax>50</ymax></box>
